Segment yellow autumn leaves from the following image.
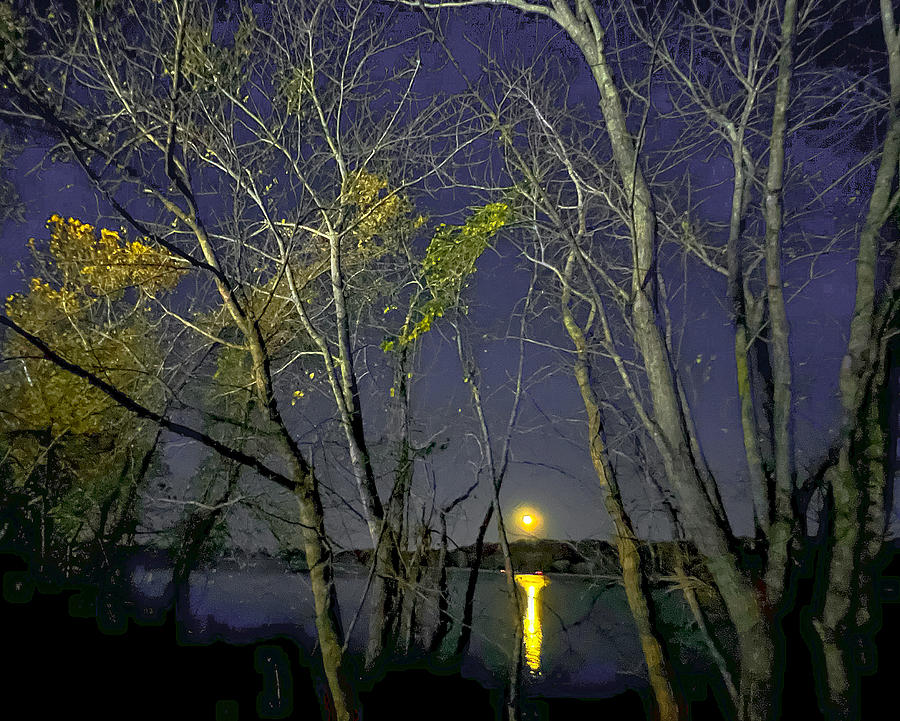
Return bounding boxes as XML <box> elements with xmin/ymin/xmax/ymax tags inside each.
<box><xmin>341</xmin><ymin>169</ymin><xmax>425</xmax><ymax>252</ymax></box>
<box><xmin>44</xmin><ymin>214</ymin><xmax>186</xmax><ymax>295</ymax></box>
<box><xmin>6</xmin><ymin>215</ymin><xmax>184</xmax><ymax>321</ymax></box>
<box><xmin>2</xmin><ymin>215</ymin><xmax>176</xmax><ymax>435</ymax></box>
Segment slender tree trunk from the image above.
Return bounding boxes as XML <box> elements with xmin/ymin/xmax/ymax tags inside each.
<box><xmin>456</xmin><ymin>329</ymin><xmax>524</xmax><ymax>720</ymax></box>
<box><xmin>560</xmin><ymin>264</ymin><xmax>682</xmax><ymax>721</ymax></box>
<box><xmin>747</xmin><ymin>298</ymin><xmax>777</xmax><ymax>478</ymax></box>
<box><xmin>498</xmin><ymin>519</ymin><xmax>522</xmax><ymax>721</ymax></box>
<box><xmin>240</xmin><ymin>309</ymin><xmax>358</xmax><ymax>718</ymax></box>
<box><xmin>37</xmin><ymin>431</ymin><xmax>55</xmax><ymax>578</ymax></box>
<box><xmin>399</xmin><ymin>525</ymin><xmax>429</xmax><ymax>654</ymax></box>
<box><xmin>506</xmin><ymin>615</ymin><xmax>525</xmax><ymax>721</ymax></box>
<box><xmin>673</xmin><ymin>372</ymin><xmax>731</xmax><ymax>532</ymax></box>
<box><xmin>484</xmin><ymin>462</ymin><xmax>522</xmax><ymax>721</ymax></box>
<box><xmin>293</xmin><ymin>466</ymin><xmax>357</xmax><ymax>721</ymax></box>
<box><xmin>328</xmin><ymin>234</ymin><xmax>385</xmax><ymax>544</ymax></box>
<box><xmin>455</xmin><ymin>501</ymin><xmax>494</xmax><ymax>658</ymax></box>
<box><xmin>430</xmin><ymin>511</ymin><xmax>453</xmax><ymax>654</ymax></box>
<box><xmin>725</xmin><ymin>138</ymin><xmax>771</xmax><ymax>540</ymax></box>
<box><xmin>734</xmin><ymin>320</ymin><xmax>771</xmax><ymax>539</ymax></box>
<box><xmin>760</xmin><ymin>0</ymin><xmax>799</xmax><ymax>614</ymax></box>
<box><xmin>367</xmin><ymin>347</ymin><xmax>415</xmax><ymax>667</ymax></box>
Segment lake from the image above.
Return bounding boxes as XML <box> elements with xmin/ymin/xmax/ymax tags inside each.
<box><xmin>128</xmin><ymin>557</ymin><xmax>717</xmax><ymax>702</ymax></box>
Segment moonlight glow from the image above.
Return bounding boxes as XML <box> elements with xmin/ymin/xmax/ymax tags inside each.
<box><xmin>514</xmin><ymin>507</ymin><xmax>542</xmax><ymax>534</ymax></box>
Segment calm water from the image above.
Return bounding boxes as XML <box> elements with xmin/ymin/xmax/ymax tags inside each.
<box><xmin>128</xmin><ymin>559</ymin><xmax>710</xmax><ymax>699</ymax></box>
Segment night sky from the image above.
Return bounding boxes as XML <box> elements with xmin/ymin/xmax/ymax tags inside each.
<box><xmin>1</xmin><ymin>0</ymin><xmax>898</xmax><ymax>552</ymax></box>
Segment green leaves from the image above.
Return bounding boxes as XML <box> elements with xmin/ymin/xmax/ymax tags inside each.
<box><xmin>177</xmin><ymin>13</ymin><xmax>255</xmax><ymax>95</ymax></box>
<box><xmin>422</xmin><ymin>202</ymin><xmax>510</xmax><ymax>297</ymax></box>
<box><xmin>386</xmin><ymin>202</ymin><xmax>510</xmax><ymax>350</ymax></box>
<box><xmin>0</xmin><ymin>2</ymin><xmax>25</xmax><ymax>65</ymax></box>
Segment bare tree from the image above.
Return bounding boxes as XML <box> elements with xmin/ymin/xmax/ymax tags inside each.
<box><xmin>449</xmin><ymin>279</ymin><xmax>532</xmax><ymax>721</ymax></box>
<box><xmin>383</xmin><ymin>1</ymin><xmax>897</xmax><ymax>720</ymax></box>
<box><xmin>625</xmin><ymin>2</ymin><xmax>900</xmax><ymax>718</ymax></box>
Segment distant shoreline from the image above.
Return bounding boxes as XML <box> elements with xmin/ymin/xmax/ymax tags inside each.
<box><xmin>121</xmin><ymin>535</ymin><xmax>900</xmax><ymax>583</ymax></box>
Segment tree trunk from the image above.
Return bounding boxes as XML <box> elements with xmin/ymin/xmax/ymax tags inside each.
<box><xmin>735</xmin><ymin>620</ymin><xmax>777</xmax><ymax>721</ymax></box>
<box><xmin>815</xmin><ymin>331</ymin><xmax>892</xmax><ymax>721</ymax></box>
<box><xmin>725</xmin><ymin>138</ymin><xmax>770</xmax><ymax>540</ymax></box>
<box><xmin>814</xmin><ymin>5</ymin><xmax>900</xmax><ymax>716</ymax></box>
<box><xmin>455</xmin><ymin>500</ymin><xmax>493</xmax><ymax>658</ymax></box>
<box><xmin>294</xmin><ymin>471</ymin><xmax>357</xmax><ymax>721</ymax></box>
<box><xmin>430</xmin><ymin>511</ymin><xmax>452</xmax><ymax>654</ymax></box>
<box><xmin>760</xmin><ymin>0</ymin><xmax>799</xmax><ymax>613</ymax></box>
<box><xmin>366</xmin><ymin>347</ymin><xmax>415</xmax><ymax>668</ymax></box>
<box><xmin>853</xmin><ymin>383</ymin><xmax>889</xmax><ymax>671</ymax></box>
<box><xmin>643</xmin><ymin>455</ymin><xmax>738</xmax><ymax>713</ymax></box>
<box><xmin>366</xmin><ymin>546</ymin><xmax>402</xmax><ymax>670</ymax></box>
<box><xmin>492</xmin><ymin>486</ymin><xmax>523</xmax><ymax>721</ymax></box>
<box><xmin>399</xmin><ymin>525</ymin><xmax>429</xmax><ymax>654</ymax></box>
<box><xmin>560</xmin><ymin>268</ymin><xmax>682</xmax><ymax>721</ymax></box>
<box><xmin>672</xmin><ymin>545</ymin><xmax>738</xmax><ymax>710</ymax></box>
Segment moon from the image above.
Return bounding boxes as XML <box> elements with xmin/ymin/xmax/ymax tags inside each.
<box><xmin>514</xmin><ymin>505</ymin><xmax>542</xmax><ymax>533</ymax></box>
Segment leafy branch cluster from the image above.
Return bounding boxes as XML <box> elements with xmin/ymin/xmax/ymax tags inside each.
<box><xmin>42</xmin><ymin>215</ymin><xmax>187</xmax><ymax>297</ymax></box>
<box><xmin>176</xmin><ymin>13</ymin><xmax>256</xmax><ymax>94</ymax></box>
<box><xmin>342</xmin><ymin>167</ymin><xmax>424</xmax><ymax>251</ymax></box>
<box><xmin>384</xmin><ymin>202</ymin><xmax>510</xmax><ymax>351</ymax></box>
<box><xmin>3</xmin><ymin>216</ymin><xmax>172</xmax><ymax>435</ymax></box>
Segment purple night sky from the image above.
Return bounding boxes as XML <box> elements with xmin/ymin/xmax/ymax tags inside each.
<box><xmin>1</xmin><ymin>0</ymin><xmax>898</xmax><ymax>552</ymax></box>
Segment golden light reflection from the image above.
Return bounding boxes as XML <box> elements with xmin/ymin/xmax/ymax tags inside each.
<box><xmin>514</xmin><ymin>573</ymin><xmax>550</xmax><ymax>675</ymax></box>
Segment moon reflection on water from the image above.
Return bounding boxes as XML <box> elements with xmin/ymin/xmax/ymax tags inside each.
<box><xmin>514</xmin><ymin>573</ymin><xmax>550</xmax><ymax>675</ymax></box>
